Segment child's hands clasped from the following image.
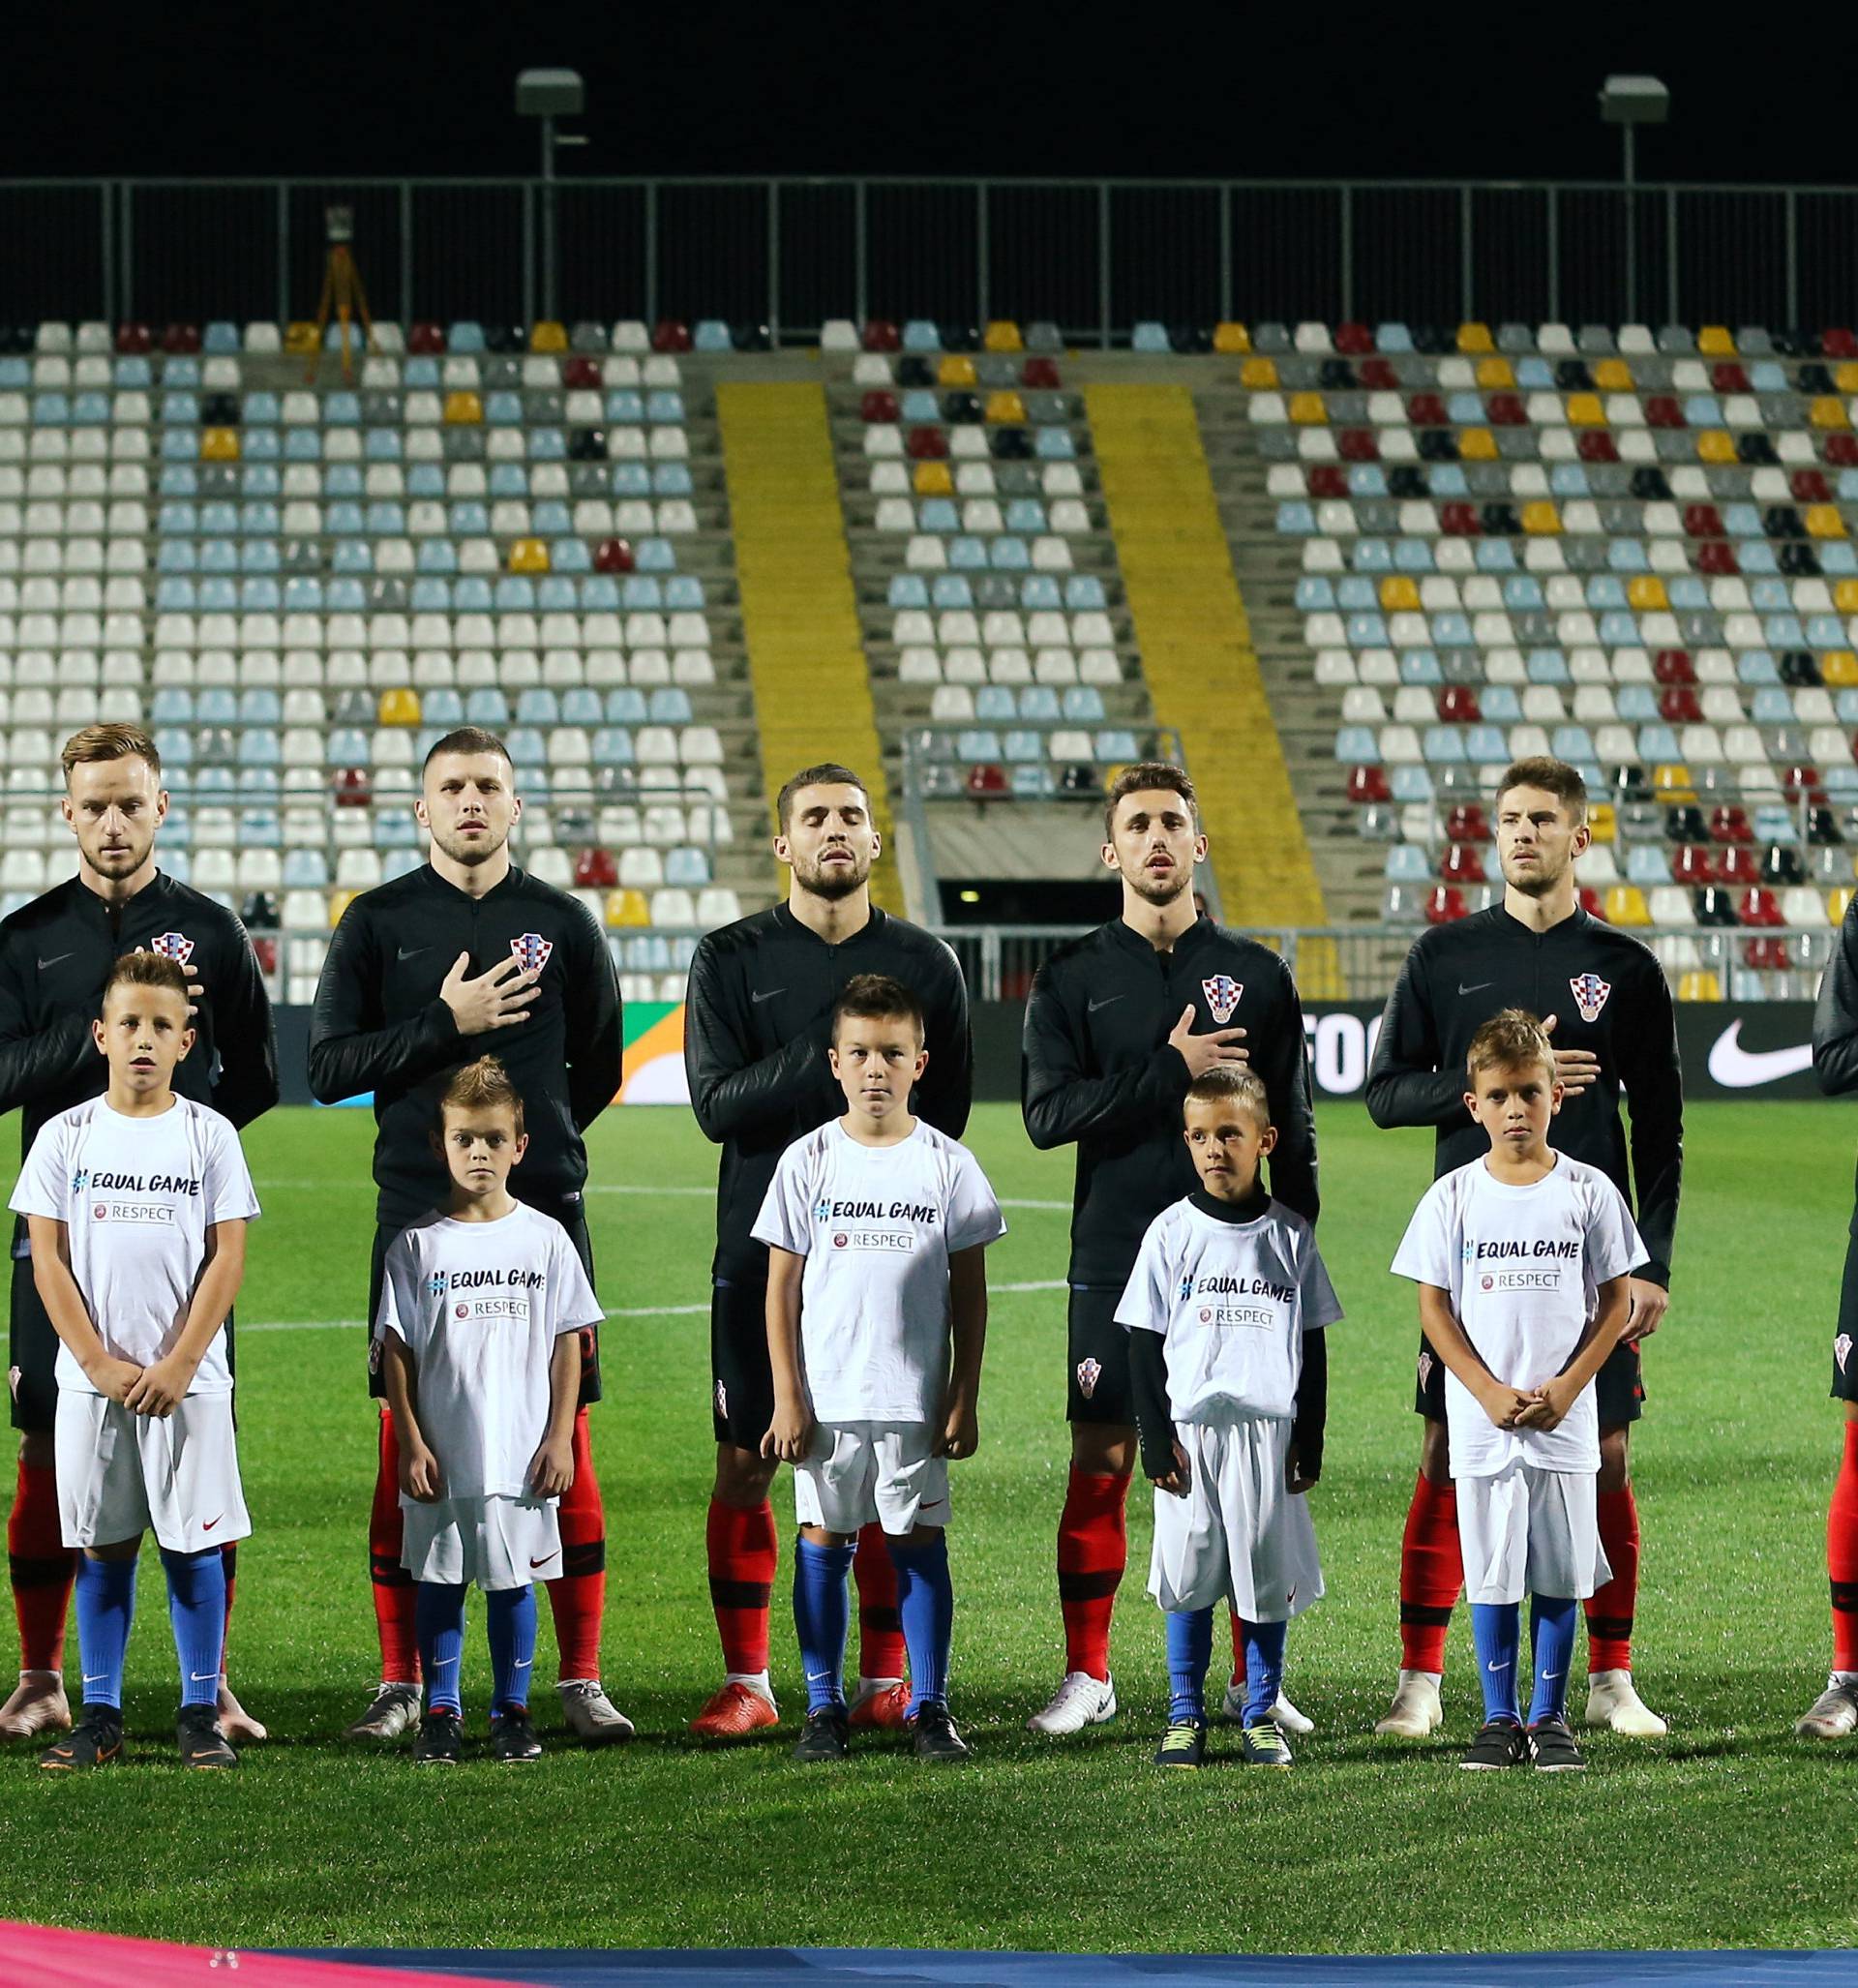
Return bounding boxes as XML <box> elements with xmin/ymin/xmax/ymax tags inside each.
<box><xmin>1476</xmin><ymin>1379</ymin><xmax>1539</xmax><ymax>1431</ymax></box>
<box><xmin>528</xmin><ymin>1431</ymin><xmax>575</xmax><ymax>1499</ymax></box>
<box><xmin>123</xmin><ymin>1350</ymin><xmax>197</xmax><ymax>1418</ymax></box>
<box><xmin>1513</xmin><ymin>1375</ymin><xmax>1578</xmax><ymax>1433</ymax></box>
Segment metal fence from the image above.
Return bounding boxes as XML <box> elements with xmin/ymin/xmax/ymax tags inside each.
<box><xmin>9</xmin><ymin>175</ymin><xmax>1858</xmax><ymax>346</ymax></box>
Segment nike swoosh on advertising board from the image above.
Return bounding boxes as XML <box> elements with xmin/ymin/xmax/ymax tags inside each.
<box><xmin>1706</xmin><ymin>1019</ymin><xmax>1813</xmax><ymax>1089</ymax></box>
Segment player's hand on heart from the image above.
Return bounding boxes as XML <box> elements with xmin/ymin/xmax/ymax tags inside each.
<box><xmin>1477</xmin><ymin>1379</ymin><xmax>1537</xmax><ymax>1431</ymax></box>
<box><xmin>1621</xmin><ymin>1277</ymin><xmax>1668</xmax><ymax>1344</ymax></box>
<box><xmin>186</xmin><ymin>977</ymin><xmax>204</xmax><ymax>1020</ymax></box>
<box><xmin>1542</xmin><ymin>1013</ymin><xmax>1601</xmax><ymax>1099</ymax></box>
<box><xmin>1285</xmin><ymin>1442</ymin><xmax>1319</xmax><ymax>1495</ymax></box>
<box><xmin>1167</xmin><ymin>1006</ymin><xmax>1249</xmax><ymax>1079</ymax></box>
<box><xmin>124</xmin><ymin>1351</ymin><xmax>195</xmax><ymax>1418</ymax></box>
<box><xmin>87</xmin><ymin>1356</ymin><xmax>144</xmax><ymax>1405</ymax></box>
<box><xmin>1150</xmin><ymin>1438</ymin><xmax>1192</xmax><ymax>1498</ymax></box>
<box><xmin>527</xmin><ymin>1433</ymin><xmax>575</xmax><ymax>1499</ymax></box>
<box><xmin>761</xmin><ymin>1398</ymin><xmax>814</xmax><ymax>1464</ymax></box>
<box><xmin>400</xmin><ymin>1438</ymin><xmax>442</xmax><ymax>1502</ymax></box>
<box><xmin>937</xmin><ymin>1394</ymin><xmax>979</xmax><ymax>1461</ymax></box>
<box><xmin>438</xmin><ymin>951</ymin><xmax>537</xmax><ymax>1035</ymax></box>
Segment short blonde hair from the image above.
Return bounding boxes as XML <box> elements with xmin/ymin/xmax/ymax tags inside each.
<box><xmin>438</xmin><ymin>1055</ymin><xmax>524</xmax><ymax>1137</ymax></box>
<box><xmin>1184</xmin><ymin>1065</ymin><xmax>1271</xmax><ymax>1130</ymax></box>
<box><xmin>62</xmin><ymin>723</ymin><xmax>161</xmax><ymax>783</ymax></box>
<box><xmin>1466</xmin><ymin>1008</ymin><xmax>1555</xmax><ymax>1085</ymax></box>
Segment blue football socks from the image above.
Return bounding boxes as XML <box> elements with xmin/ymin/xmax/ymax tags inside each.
<box><xmin>794</xmin><ymin>1536</ymin><xmax>855</xmax><ymax>1711</ymax></box>
<box><xmin>415</xmin><ymin>1581</ymin><xmax>468</xmax><ymax>1716</ymax></box>
<box><xmin>890</xmin><ymin>1531</ymin><xmax>953</xmax><ymax>1715</ymax></box>
<box><xmin>74</xmin><ymin>1551</ymin><xmax>137</xmax><ymax>1711</ymax></box>
<box><xmin>1166</xmin><ymin>1607</ymin><xmax>1214</xmax><ymax>1724</ymax></box>
<box><xmin>1471</xmin><ymin>1600</ymin><xmax>1522</xmax><ymax>1724</ymax></box>
<box><xmin>1528</xmin><ymin>1594</ymin><xmax>1579</xmax><ymax>1726</ymax></box>
<box><xmin>159</xmin><ymin>1546</ymin><xmax>225</xmax><ymax>1710</ymax></box>
<box><xmin>1238</xmin><ymin>1616</ymin><xmax>1289</xmax><ymax>1727</ymax></box>
<box><xmin>486</xmin><ymin>1582</ymin><xmax>538</xmax><ymax>1714</ymax></box>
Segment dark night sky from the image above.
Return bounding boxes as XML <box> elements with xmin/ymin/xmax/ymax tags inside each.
<box><xmin>4</xmin><ymin>7</ymin><xmax>1846</xmax><ymax>187</ymax></box>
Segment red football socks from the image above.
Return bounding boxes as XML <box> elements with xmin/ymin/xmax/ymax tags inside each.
<box><xmin>1830</xmin><ymin>1424</ymin><xmax>1858</xmax><ymax>1673</ymax></box>
<box><xmin>1057</xmin><ymin>1468</ymin><xmax>1129</xmax><ymax>1682</ymax></box>
<box><xmin>8</xmin><ymin>1458</ymin><xmax>73</xmax><ymax>1673</ymax></box>
<box><xmin>1588</xmin><ymin>1485</ymin><xmax>1640</xmax><ymax>1674</ymax></box>
<box><xmin>370</xmin><ymin>1410</ymin><xmax>419</xmax><ymax>1684</ymax></box>
<box><xmin>706</xmin><ymin>1495</ymin><xmax>777</xmax><ymax>1676</ymax></box>
<box><xmin>546</xmin><ymin>1410</ymin><xmax>606</xmax><ymax>1681</ymax></box>
<box><xmin>853</xmin><ymin>1521</ymin><xmax>906</xmax><ymax>1680</ymax></box>
<box><xmin>1397</xmin><ymin>1472</ymin><xmax>1460</xmax><ymax>1674</ymax></box>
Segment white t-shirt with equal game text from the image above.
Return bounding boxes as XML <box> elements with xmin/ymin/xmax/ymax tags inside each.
<box><xmin>375</xmin><ymin>1202</ymin><xmax>603</xmax><ymax>1500</ymax></box>
<box><xmin>1390</xmin><ymin>1153</ymin><xmax>1647</xmax><ymax>1476</ymax></box>
<box><xmin>1116</xmin><ymin>1194</ymin><xmax>1342</xmax><ymax>1424</ymax></box>
<box><xmin>752</xmin><ymin>1119</ymin><xmax>1006</xmax><ymax>1424</ymax></box>
<box><xmin>9</xmin><ymin>1095</ymin><xmax>260</xmax><ymax>1396</ymax></box>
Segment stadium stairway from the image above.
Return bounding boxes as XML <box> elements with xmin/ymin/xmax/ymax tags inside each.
<box><xmin>1087</xmin><ymin>381</ymin><xmax>1327</xmax><ymax>933</ymax></box>
<box><xmin>715</xmin><ymin>380</ymin><xmax>897</xmax><ymax>908</ymax></box>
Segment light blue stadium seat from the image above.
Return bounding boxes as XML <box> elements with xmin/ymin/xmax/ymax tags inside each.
<box><xmin>1347</xmin><ymin>465</ymin><xmax>1388</xmax><ymax>497</ymax></box>
<box><xmin>1373</xmin><ymin>323</ymin><xmax>1413</xmax><ymax>353</ymax></box>
<box><xmin>1034</xmin><ymin>429</ymin><xmax>1075</xmax><ymax>460</ymax></box>
<box><xmin>1549</xmin><ymin>465</ymin><xmax>1591</xmax><ymax>497</ymax></box>
<box><xmin>605</xmin><ymin>688</ymin><xmax>647</xmax><ymax>724</ymax></box>
<box><xmin>1626</xmin><ymin>846</ymin><xmax>1669</xmax><ymax>886</ymax></box>
<box><xmin>591</xmin><ymin>727</ymin><xmax>635</xmax><ymax>766</ymax></box>
<box><xmin>1094</xmin><ymin>729</ymin><xmax>1138</xmax><ymax>762</ymax></box>
<box><xmin>1347</xmin><ymin>614</ymin><xmax>1389</xmax><ymax>648</ymax></box>
<box><xmin>1526</xmin><ymin>649</ymin><xmax>1570</xmax><ymax>683</ymax></box>
<box><xmin>1390</xmin><ymin>765</ymin><xmax>1434</xmax><ymax>802</ymax></box>
<box><xmin>645</xmin><ymin>391</ymin><xmax>685</xmax><ymax>423</ymax></box>
<box><xmin>1422</xmin><ymin>726</ymin><xmax>1467</xmax><ymax>764</ymax></box>
<box><xmin>1394</xmin><ymin>540</ymin><xmax>1434</xmax><ymax>573</ymax></box>
<box><xmin>903</xmin><ymin>320</ymin><xmax>942</xmax><ymax>353</ymax></box>
<box><xmin>1635</xmin><ymin>724</ymin><xmax>1680</xmax><ymax>761</ymax></box>
<box><xmin>495</xmin><ymin>577</ymin><xmax>537</xmax><ymax>610</ymax></box>
<box><xmin>989</xmin><ymin>537</ymin><xmax>1030</xmax><ymax>571</ymax></box>
<box><xmin>1064</xmin><ymin>577</ymin><xmax>1106</xmax><ymax>610</ymax></box>
<box><xmin>1130</xmin><ymin>322</ymin><xmax>1170</xmax><ymax>353</ymax></box>
<box><xmin>1351</xmin><ymin>539</ymin><xmax>1392</xmax><ymax>572</ymax></box>
<box><xmin>665</xmin><ymin>846</ymin><xmax>710</xmax><ymax>887</ymax></box>
<box><xmin>1481</xmin><ymin>686</ymin><xmax>1522</xmax><ymax>723</ymax></box>
<box><xmin>927</xmin><ymin>576</ymin><xmax>971</xmax><ymax>609</ymax></box>
<box><xmin>1335</xmin><ymin>725</ymin><xmax>1379</xmax><ymax>763</ymax></box>
<box><xmin>1551</xmin><ymin>725</ymin><xmax>1595</xmax><ymax>761</ymax></box>
<box><xmin>1384</xmin><ymin>844</ymin><xmax>1430</xmax><ymax>881</ymax></box>
<box><xmin>1586</xmin><ymin>575</ymin><xmax>1628</xmax><ymax>611</ymax></box>
<box><xmin>1399</xmin><ymin>650</ymin><xmax>1442</xmax><ymax>685</ymax></box>
<box><xmin>1019</xmin><ymin>686</ymin><xmax>1061</xmax><ymax>723</ymax></box>
<box><xmin>449</xmin><ymin>322</ymin><xmax>486</xmax><ymax>352</ymax></box>
<box><xmin>1297</xmin><ymin>578</ymin><xmax>1336</xmax><ymax>612</ymax></box>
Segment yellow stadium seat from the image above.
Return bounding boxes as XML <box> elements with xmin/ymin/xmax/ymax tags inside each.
<box><xmin>528</xmin><ymin>320</ymin><xmax>567</xmax><ymax>353</ymax></box>
<box><xmin>1475</xmin><ymin>356</ymin><xmax>1515</xmax><ymax>390</ymax></box>
<box><xmin>1696</xmin><ymin>430</ymin><xmax>1737</xmax><ymax>464</ymax></box>
<box><xmin>1627</xmin><ymin>575</ymin><xmax>1668</xmax><ymax>611</ymax></box>
<box><xmin>1287</xmin><ymin>391</ymin><xmax>1327</xmax><ymax>425</ymax></box>
<box><xmin>1677</xmin><ymin>970</ymin><xmax>1723</xmax><ymax>1002</ymax></box>
<box><xmin>1379</xmin><ymin>576</ymin><xmax>1422</xmax><ymax>612</ymax></box>
<box><xmin>1838</xmin><ymin>362</ymin><xmax>1858</xmax><ymax>396</ymax></box>
<box><xmin>1603</xmin><ymin>886</ymin><xmax>1652</xmax><ymax>927</ymax></box>
<box><xmin>1565</xmin><ymin>392</ymin><xmax>1605</xmax><ymax>427</ymax></box>
<box><xmin>377</xmin><ymin>687</ymin><xmax>420</xmax><ymax>726</ymax></box>
<box><xmin>1824</xmin><ymin>648</ymin><xmax>1858</xmax><ymax>684</ymax></box>
<box><xmin>912</xmin><ymin>461</ymin><xmax>954</xmax><ymax>496</ymax></box>
<box><xmin>1836</xmin><ymin>584</ymin><xmax>1858</xmax><ymax>617</ymax></box>
<box><xmin>983</xmin><ymin>320</ymin><xmax>1024</xmax><ymax>353</ymax></box>
<box><xmin>1213</xmin><ymin>322</ymin><xmax>1251</xmax><ymax>354</ymax></box>
<box><xmin>1521</xmin><ymin>499</ymin><xmax>1561</xmax><ymax>535</ymax></box>
<box><xmin>1696</xmin><ymin>325</ymin><xmax>1736</xmax><ymax>357</ymax></box>
<box><xmin>443</xmin><ymin>390</ymin><xmax>483</xmax><ymax>425</ymax></box>
<box><xmin>1651</xmin><ymin>762</ymin><xmax>1695</xmax><ymax>801</ymax></box>
<box><xmin>938</xmin><ymin>354</ymin><xmax>977</xmax><ymax>388</ymax></box>
<box><xmin>1812</xmin><ymin>397</ymin><xmax>1850</xmax><ymax>430</ymax></box>
<box><xmin>1832</xmin><ymin>888</ymin><xmax>1856</xmax><ymax>925</ymax></box>
<box><xmin>1458</xmin><ymin>427</ymin><xmax>1497</xmax><ymax>461</ymax></box>
<box><xmin>1587</xmin><ymin>800</ymin><xmax>1615</xmax><ymax>845</ymax></box>
<box><xmin>328</xmin><ymin>889</ymin><xmax>359</xmax><ymax>927</ymax></box>
<box><xmin>507</xmin><ymin>537</ymin><xmax>550</xmax><ymax>573</ymax></box>
<box><xmin>1456</xmin><ymin>322</ymin><xmax>1494</xmax><ymax>354</ymax></box>
<box><xmin>1240</xmin><ymin>356</ymin><xmax>1277</xmax><ymax>389</ymax></box>
<box><xmin>199</xmin><ymin>428</ymin><xmax>240</xmax><ymax>461</ymax></box>
<box><xmin>984</xmin><ymin>389</ymin><xmax>1027</xmax><ymax>424</ymax></box>
<box><xmin>284</xmin><ymin>321</ymin><xmax>319</xmax><ymax>356</ymax></box>
<box><xmin>1809</xmin><ymin>503</ymin><xmax>1848</xmax><ymax>539</ymax></box>
<box><xmin>607</xmin><ymin>889</ymin><xmax>649</xmax><ymax>928</ymax></box>
<box><xmin>1592</xmin><ymin>358</ymin><xmax>1634</xmax><ymax>392</ymax></box>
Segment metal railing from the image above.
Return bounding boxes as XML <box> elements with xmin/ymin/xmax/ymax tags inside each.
<box><xmin>8</xmin><ymin>175</ymin><xmax>1858</xmax><ymax>347</ymax></box>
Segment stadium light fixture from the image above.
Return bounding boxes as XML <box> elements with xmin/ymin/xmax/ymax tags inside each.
<box><xmin>517</xmin><ymin>68</ymin><xmax>588</xmax><ymax>323</ymax></box>
<box><xmin>1598</xmin><ymin>75</ymin><xmax>1669</xmax><ymax>325</ymax></box>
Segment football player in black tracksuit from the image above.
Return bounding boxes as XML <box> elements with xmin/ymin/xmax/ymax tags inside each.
<box><xmin>307</xmin><ymin>727</ymin><xmax>630</xmax><ymax>1747</ymax></box>
<box><xmin>0</xmin><ymin>725</ymin><xmax>278</xmax><ymax>1748</ymax></box>
<box><xmin>1020</xmin><ymin>763</ymin><xmax>1319</xmax><ymax>1737</ymax></box>
<box><xmin>1366</xmin><ymin>756</ymin><xmax>1682</xmax><ymax>1743</ymax></box>
<box><xmin>683</xmin><ymin>762</ymin><xmax>972</xmax><ymax>1740</ymax></box>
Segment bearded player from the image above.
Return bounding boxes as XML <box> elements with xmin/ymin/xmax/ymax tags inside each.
<box><xmin>1366</xmin><ymin>756</ymin><xmax>1682</xmax><ymax>1740</ymax></box>
<box><xmin>309</xmin><ymin>727</ymin><xmax>629</xmax><ymax>1744</ymax></box>
<box><xmin>684</xmin><ymin>764</ymin><xmax>972</xmax><ymax>1738</ymax></box>
<box><xmin>1021</xmin><ymin>763</ymin><xmax>1318</xmax><ymax>1735</ymax></box>
<box><xmin>0</xmin><ymin>724</ymin><xmax>278</xmax><ymax>1743</ymax></box>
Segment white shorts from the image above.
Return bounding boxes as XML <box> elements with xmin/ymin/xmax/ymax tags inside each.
<box><xmin>1147</xmin><ymin>1415</ymin><xmax>1323</xmax><ymax>1621</ymax></box>
<box><xmin>55</xmin><ymin>1389</ymin><xmax>250</xmax><ymax>1554</ymax></box>
<box><xmin>794</xmin><ymin>1421</ymin><xmax>949</xmax><ymax>1537</ymax></box>
<box><xmin>1456</xmin><ymin>1461</ymin><xmax>1611</xmax><ymax>1606</ymax></box>
<box><xmin>400</xmin><ymin>1494</ymin><xmax>561</xmax><ymax>1591</ymax></box>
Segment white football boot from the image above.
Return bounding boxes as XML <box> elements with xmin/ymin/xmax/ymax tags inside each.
<box><xmin>1027</xmin><ymin>1670</ymin><xmax>1118</xmax><ymax>1734</ymax></box>
<box><xmin>1583</xmin><ymin>1669</ymin><xmax>1667</xmax><ymax>1736</ymax></box>
<box><xmin>1373</xmin><ymin>1669</ymin><xmax>1443</xmax><ymax>1736</ymax></box>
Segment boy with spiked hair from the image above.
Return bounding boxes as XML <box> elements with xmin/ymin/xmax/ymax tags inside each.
<box><xmin>1392</xmin><ymin>1009</ymin><xmax>1645</xmax><ymax>1773</ymax></box>
<box><xmin>757</xmin><ymin>974</ymin><xmax>1004</xmax><ymax>1763</ymax></box>
<box><xmin>13</xmin><ymin>949</ymin><xmax>260</xmax><ymax>1771</ymax></box>
<box><xmin>375</xmin><ymin>1055</ymin><xmax>611</xmax><ymax>1765</ymax></box>
<box><xmin>1121</xmin><ymin>1067</ymin><xmax>1340</xmax><ymax>1770</ymax></box>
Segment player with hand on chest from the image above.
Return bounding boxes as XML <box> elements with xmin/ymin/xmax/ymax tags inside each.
<box><xmin>1366</xmin><ymin>757</ymin><xmax>1682</xmax><ymax>1743</ymax></box>
<box><xmin>1020</xmin><ymin>762</ymin><xmax>1318</xmax><ymax>1738</ymax></box>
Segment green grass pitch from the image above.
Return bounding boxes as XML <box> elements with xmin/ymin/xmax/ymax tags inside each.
<box><xmin>2</xmin><ymin>1098</ymin><xmax>1856</xmax><ymax>1955</ymax></box>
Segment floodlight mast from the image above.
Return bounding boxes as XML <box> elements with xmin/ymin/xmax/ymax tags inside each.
<box><xmin>517</xmin><ymin>69</ymin><xmax>588</xmax><ymax>325</ymax></box>
<box><xmin>1599</xmin><ymin>75</ymin><xmax>1670</xmax><ymax>324</ymax></box>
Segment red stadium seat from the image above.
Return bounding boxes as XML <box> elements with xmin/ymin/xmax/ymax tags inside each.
<box><xmin>1711</xmin><ymin>804</ymin><xmax>1753</xmax><ymax>844</ymax></box>
<box><xmin>333</xmin><ymin>766</ymin><xmax>371</xmax><ymax>807</ymax></box>
<box><xmin>252</xmin><ymin>936</ymin><xmax>279</xmax><ymax>976</ymax></box>
<box><xmin>1659</xmin><ymin>685</ymin><xmax>1702</xmax><ymax>723</ymax></box>
<box><xmin>1719</xmin><ymin>846</ymin><xmax>1761</xmax><ymax>884</ymax></box>
<box><xmin>162</xmin><ymin>323</ymin><xmax>201</xmax><ymax>355</ymax></box>
<box><xmin>1406</xmin><ymin>392</ymin><xmax>1447</xmax><ymax>427</ymax></box>
<box><xmin>594</xmin><ymin>538</ymin><xmax>635</xmax><ymax>573</ymax></box>
<box><xmin>1653</xmin><ymin>648</ymin><xmax>1694</xmax><ymax>684</ymax></box>
<box><xmin>574</xmin><ymin>847</ymin><xmax>617</xmax><ymax>889</ymax></box>
<box><xmin>1578</xmin><ymin>885</ymin><xmax>1606</xmax><ymax>919</ymax></box>
<box><xmin>1783</xmin><ymin>764</ymin><xmax>1823</xmax><ymax>796</ymax></box>
<box><xmin>906</xmin><ymin>426</ymin><xmax>948</xmax><ymax>460</ymax></box>
<box><xmin>859</xmin><ymin>389</ymin><xmax>900</xmax><ymax>424</ymax></box>
<box><xmin>1739</xmin><ymin>888</ymin><xmax>1785</xmax><ymax>927</ymax></box>
<box><xmin>862</xmin><ymin>319</ymin><xmax>902</xmax><ymax>353</ymax></box>
<box><xmin>1643</xmin><ymin>395</ymin><xmax>1685</xmax><ymax>428</ymax></box>
<box><xmin>562</xmin><ymin>355</ymin><xmax>602</xmax><ymax>389</ymax></box>
<box><xmin>1791</xmin><ymin>468</ymin><xmax>1833</xmax><ymax>504</ymax></box>
<box><xmin>114</xmin><ymin>322</ymin><xmax>152</xmax><ymax>356</ymax></box>
<box><xmin>1710</xmin><ymin>362</ymin><xmax>1751</xmax><ymax>394</ymax></box>
<box><xmin>1334</xmin><ymin>322</ymin><xmax>1374</xmax><ymax>355</ymax></box>
<box><xmin>1441</xmin><ymin>843</ymin><xmax>1485</xmax><ymax>883</ymax></box>
<box><xmin>1424</xmin><ymin>886</ymin><xmax>1469</xmax><ymax>924</ymax></box>
<box><xmin>651</xmin><ymin>319</ymin><xmax>692</xmax><ymax>353</ymax></box>
<box><xmin>1358</xmin><ymin>357</ymin><xmax>1398</xmax><ymax>391</ymax></box>
<box><xmin>1020</xmin><ymin>357</ymin><xmax>1061</xmax><ymax>389</ymax></box>
<box><xmin>1672</xmin><ymin>845</ymin><xmax>1717</xmax><ymax>886</ymax></box>
<box><xmin>1445</xmin><ymin>802</ymin><xmax>1489</xmax><ymax>843</ymax></box>
<box><xmin>1306</xmin><ymin>466</ymin><xmax>1348</xmax><ymax>498</ymax></box>
<box><xmin>1825</xmin><ymin>433</ymin><xmax>1858</xmax><ymax>467</ymax></box>
<box><xmin>408</xmin><ymin>321</ymin><xmax>446</xmax><ymax>354</ymax></box>
<box><xmin>1744</xmin><ymin>935</ymin><xmax>1791</xmax><ymax>971</ymax></box>
<box><xmin>1438</xmin><ymin>685</ymin><xmax>1481</xmax><ymax>722</ymax></box>
<box><xmin>1683</xmin><ymin>503</ymin><xmax>1724</xmax><ymax>538</ymax></box>
<box><xmin>1439</xmin><ymin>500</ymin><xmax>1481</xmax><ymax>536</ymax></box>
<box><xmin>965</xmin><ymin>762</ymin><xmax>1007</xmax><ymax>797</ymax></box>
<box><xmin>1825</xmin><ymin>328</ymin><xmax>1858</xmax><ymax>360</ymax></box>
<box><xmin>1577</xmin><ymin>430</ymin><xmax>1619</xmax><ymax>464</ymax></box>
<box><xmin>1486</xmin><ymin>392</ymin><xmax>1526</xmax><ymax>427</ymax></box>
<box><xmin>1346</xmin><ymin>765</ymin><xmax>1391</xmax><ymax>804</ymax></box>
<box><xmin>1696</xmin><ymin>540</ymin><xmax>1739</xmax><ymax>575</ymax></box>
<box><xmin>1336</xmin><ymin>429</ymin><xmax>1379</xmax><ymax>462</ymax></box>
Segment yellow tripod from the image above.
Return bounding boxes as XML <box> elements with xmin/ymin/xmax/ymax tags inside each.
<box><xmin>305</xmin><ymin>205</ymin><xmax>377</xmax><ymax>384</ymax></box>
